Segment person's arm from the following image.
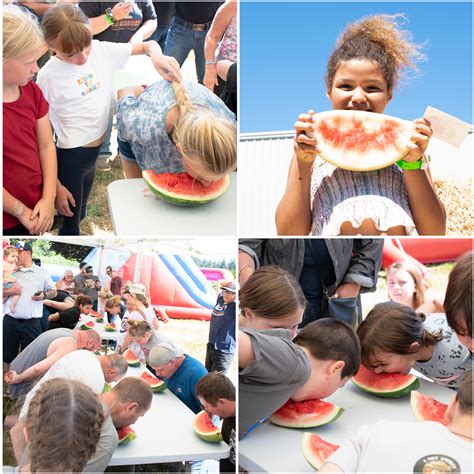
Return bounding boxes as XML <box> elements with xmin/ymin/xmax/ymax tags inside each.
<box><xmin>3</xmin><ymin>283</ymin><xmax>22</xmax><ymax>298</ymax></box>
<box><xmin>275</xmin><ymin>111</ymin><xmax>318</xmax><ymax>235</ymax></box>
<box><xmin>10</xmin><ymin>420</ymin><xmax>27</xmax><ymax>464</ymax></box>
<box><xmin>117</xmin><ymin>85</ymin><xmax>146</xmax><ymax>101</ymax></box>
<box><xmin>30</xmin><ymin>114</ymin><xmax>57</xmax><ymax>235</ymax></box>
<box><xmin>55</xmin><ymin>179</ymin><xmax>76</xmax><ymax>217</ymax></box>
<box><xmin>129</xmin><ymin>19</ymin><xmax>157</xmax><ymax>43</ymax></box>
<box><xmin>203</xmin><ymin>1</ymin><xmax>236</xmax><ymax>91</ymax></box>
<box><xmin>401</xmin><ymin>118</ymin><xmax>446</xmax><ymax>235</ymax></box>
<box><xmin>86</xmin><ymin>2</ymin><xmax>133</xmax><ymax>35</ymax></box>
<box><xmin>238</xmin><ymin>246</ymin><xmax>259</xmax><ymax>286</ymax></box>
<box><xmin>3</xmin><ymin>188</ymin><xmax>39</xmax><ymax>235</ymax></box>
<box><xmin>238</xmin><ymin>331</ymin><xmax>256</xmax><ymax>368</ymax></box>
<box><xmin>130</xmin><ymin>41</ymin><xmax>181</xmax><ymax>81</ymax></box>
<box><xmin>43</xmin><ymin>298</ymin><xmax>74</xmax><ymax>311</ymax></box>
<box><xmin>55</xmin><ymin>279</ymin><xmax>63</xmax><ymax>290</ymax></box>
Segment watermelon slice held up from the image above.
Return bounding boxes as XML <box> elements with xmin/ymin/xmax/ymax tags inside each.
<box><xmin>410</xmin><ymin>391</ymin><xmax>448</xmax><ymax>426</ymax></box>
<box><xmin>311</xmin><ymin>110</ymin><xmax>413</xmax><ymax>171</ymax></box>
<box><xmin>80</xmin><ymin>321</ymin><xmax>95</xmax><ymax>330</ymax></box>
<box><xmin>117</xmin><ymin>426</ymin><xmax>137</xmax><ymax>445</ymax></box>
<box><xmin>301</xmin><ymin>433</ymin><xmax>339</xmax><ymax>470</ymax></box>
<box><xmin>192</xmin><ymin>410</ymin><xmax>223</xmax><ymax>443</ymax></box>
<box><xmin>104</xmin><ymin>322</ymin><xmax>116</xmax><ymax>332</ymax></box>
<box><xmin>352</xmin><ymin>364</ymin><xmax>419</xmax><ymax>398</ymax></box>
<box><xmin>123</xmin><ymin>349</ymin><xmax>140</xmax><ymax>367</ymax></box>
<box><xmin>143</xmin><ymin>171</ymin><xmax>231</xmax><ymax>207</ymax></box>
<box><xmin>140</xmin><ymin>371</ymin><xmax>166</xmax><ymax>393</ymax></box>
<box><xmin>269</xmin><ymin>399</ymin><xmax>344</xmax><ymax>428</ymax></box>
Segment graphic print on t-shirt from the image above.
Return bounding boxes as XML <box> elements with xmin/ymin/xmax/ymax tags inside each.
<box><xmin>77</xmin><ymin>73</ymin><xmax>101</xmax><ymax>97</ymax></box>
<box><xmin>413</xmin><ymin>454</ymin><xmax>461</xmax><ymax>472</ymax></box>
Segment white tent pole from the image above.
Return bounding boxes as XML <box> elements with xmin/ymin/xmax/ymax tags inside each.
<box><xmin>134</xmin><ymin>240</ymin><xmax>143</xmax><ymax>283</ymax></box>
<box><xmin>96</xmin><ymin>245</ymin><xmax>104</xmax><ymax>277</ymax></box>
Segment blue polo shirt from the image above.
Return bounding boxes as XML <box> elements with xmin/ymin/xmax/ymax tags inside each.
<box><xmin>4</xmin><ymin>263</ymin><xmax>54</xmax><ymax>319</ymax></box>
<box><xmin>164</xmin><ymin>354</ymin><xmax>207</xmax><ymax>414</ymax></box>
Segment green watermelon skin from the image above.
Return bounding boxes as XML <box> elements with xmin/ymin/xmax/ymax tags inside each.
<box><xmin>192</xmin><ymin>411</ymin><xmax>223</xmax><ymax>443</ymax></box>
<box><xmin>117</xmin><ymin>426</ymin><xmax>137</xmax><ymax>445</ymax></box>
<box><xmin>143</xmin><ymin>171</ymin><xmax>230</xmax><ymax>207</ymax></box>
<box><xmin>352</xmin><ymin>365</ymin><xmax>420</xmax><ymax>398</ymax></box>
<box><xmin>80</xmin><ymin>321</ymin><xmax>94</xmax><ymax>330</ymax></box>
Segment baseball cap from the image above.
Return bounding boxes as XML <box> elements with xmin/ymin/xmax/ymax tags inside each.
<box><xmin>148</xmin><ymin>343</ymin><xmax>184</xmax><ymax>367</ymax></box>
<box><xmin>127</xmin><ymin>282</ymin><xmax>147</xmax><ymax>296</ymax></box>
<box><xmin>15</xmin><ymin>241</ymin><xmax>33</xmax><ymax>253</ymax></box>
<box><xmin>220</xmin><ymin>282</ymin><xmax>236</xmax><ymax>293</ymax></box>
<box><xmin>85</xmin><ymin>265</ymin><xmax>94</xmax><ymax>274</ymax></box>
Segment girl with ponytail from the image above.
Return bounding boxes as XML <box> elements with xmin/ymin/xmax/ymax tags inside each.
<box><xmin>357</xmin><ymin>301</ymin><xmax>471</xmax><ymax>388</ymax></box>
<box><xmin>276</xmin><ymin>14</ymin><xmax>446</xmax><ymax>236</ymax></box>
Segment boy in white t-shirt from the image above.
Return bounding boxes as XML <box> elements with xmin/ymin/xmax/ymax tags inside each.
<box><xmin>320</xmin><ymin>371</ymin><xmax>473</xmax><ymax>473</ymax></box>
<box><xmin>36</xmin><ymin>3</ymin><xmax>181</xmax><ymax>235</ymax></box>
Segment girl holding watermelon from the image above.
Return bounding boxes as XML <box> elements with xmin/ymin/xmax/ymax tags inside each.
<box><xmin>276</xmin><ymin>14</ymin><xmax>446</xmax><ymax>236</ymax></box>
<box><xmin>357</xmin><ymin>301</ymin><xmax>472</xmax><ymax>388</ymax></box>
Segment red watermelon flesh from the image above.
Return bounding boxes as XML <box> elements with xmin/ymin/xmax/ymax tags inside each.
<box><xmin>123</xmin><ymin>349</ymin><xmax>140</xmax><ymax>367</ymax></box>
<box><xmin>352</xmin><ymin>364</ymin><xmax>420</xmax><ymax>398</ymax></box>
<box><xmin>117</xmin><ymin>426</ymin><xmax>137</xmax><ymax>445</ymax></box>
<box><xmin>269</xmin><ymin>399</ymin><xmax>344</xmax><ymax>428</ymax></box>
<box><xmin>104</xmin><ymin>322</ymin><xmax>116</xmax><ymax>332</ymax></box>
<box><xmin>143</xmin><ymin>171</ymin><xmax>231</xmax><ymax>207</ymax></box>
<box><xmin>192</xmin><ymin>410</ymin><xmax>223</xmax><ymax>443</ymax></box>
<box><xmin>410</xmin><ymin>391</ymin><xmax>448</xmax><ymax>425</ymax></box>
<box><xmin>140</xmin><ymin>370</ymin><xmax>166</xmax><ymax>393</ymax></box>
<box><xmin>90</xmin><ymin>310</ymin><xmax>101</xmax><ymax>318</ymax></box>
<box><xmin>80</xmin><ymin>321</ymin><xmax>95</xmax><ymax>330</ymax></box>
<box><xmin>311</xmin><ymin>110</ymin><xmax>413</xmax><ymax>171</ymax></box>
<box><xmin>301</xmin><ymin>433</ymin><xmax>339</xmax><ymax>470</ymax></box>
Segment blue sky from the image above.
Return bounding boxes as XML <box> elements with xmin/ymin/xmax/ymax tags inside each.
<box><xmin>240</xmin><ymin>2</ymin><xmax>473</xmax><ymax>132</ymax></box>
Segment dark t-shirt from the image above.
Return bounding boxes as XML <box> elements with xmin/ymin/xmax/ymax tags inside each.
<box><xmin>110</xmin><ymin>276</ymin><xmax>123</xmax><ymax>296</ymax></box>
<box><xmin>220</xmin><ymin>416</ymin><xmax>235</xmax><ymax>472</ymax></box>
<box><xmin>174</xmin><ymin>2</ymin><xmax>222</xmax><ymax>24</ymax></box>
<box><xmin>47</xmin><ymin>306</ymin><xmax>80</xmax><ymax>331</ymax></box>
<box><xmin>43</xmin><ymin>290</ymin><xmax>74</xmax><ymax>313</ymax></box>
<box><xmin>79</xmin><ymin>1</ymin><xmax>156</xmax><ymax>43</ymax></box>
<box><xmin>153</xmin><ymin>1</ymin><xmax>174</xmax><ymax>26</ymax></box>
<box><xmin>208</xmin><ymin>294</ymin><xmax>236</xmax><ymax>353</ymax></box>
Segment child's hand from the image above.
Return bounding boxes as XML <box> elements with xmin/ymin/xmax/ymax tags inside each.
<box><xmin>151</xmin><ymin>53</ymin><xmax>182</xmax><ymax>82</ymax></box>
<box><xmin>48</xmin><ymin>312</ymin><xmax>60</xmax><ymax>322</ymax></box>
<box><xmin>403</xmin><ymin>118</ymin><xmax>432</xmax><ymax>163</ymax></box>
<box><xmin>294</xmin><ymin>110</ymin><xmax>320</xmax><ymax>163</ymax></box>
<box><xmin>4</xmin><ymin>371</ymin><xmax>19</xmax><ymax>385</ymax></box>
<box><xmin>17</xmin><ymin>206</ymin><xmax>40</xmax><ymax>235</ymax></box>
<box><xmin>31</xmin><ymin>197</ymin><xmax>55</xmax><ymax>235</ymax></box>
<box><xmin>55</xmin><ymin>183</ymin><xmax>76</xmax><ymax>217</ymax></box>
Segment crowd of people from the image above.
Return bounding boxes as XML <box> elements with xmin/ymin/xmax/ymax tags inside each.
<box><xmin>3</xmin><ymin>240</ymin><xmax>237</xmax><ymax>472</ymax></box>
<box><xmin>238</xmin><ymin>239</ymin><xmax>473</xmax><ymax>471</ymax></box>
<box><xmin>3</xmin><ymin>1</ymin><xmax>237</xmax><ymax>236</ymax></box>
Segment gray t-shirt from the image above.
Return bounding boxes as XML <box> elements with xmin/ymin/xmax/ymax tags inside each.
<box><xmin>9</xmin><ymin>328</ymin><xmax>74</xmax><ymax>400</ymax></box>
<box><xmin>239</xmin><ymin>328</ymin><xmax>311</xmax><ymax>438</ymax></box>
<box><xmin>326</xmin><ymin>421</ymin><xmax>473</xmax><ymax>472</ymax></box>
<box><xmin>83</xmin><ymin>402</ymin><xmax>119</xmax><ymax>473</ymax></box>
<box><xmin>415</xmin><ymin>314</ymin><xmax>472</xmax><ymax>388</ymax></box>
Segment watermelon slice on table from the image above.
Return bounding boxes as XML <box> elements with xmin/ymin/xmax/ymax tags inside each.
<box><xmin>140</xmin><ymin>371</ymin><xmax>166</xmax><ymax>393</ymax></box>
<box><xmin>410</xmin><ymin>391</ymin><xmax>448</xmax><ymax>425</ymax></box>
<box><xmin>89</xmin><ymin>310</ymin><xmax>102</xmax><ymax>318</ymax></box>
<box><xmin>103</xmin><ymin>382</ymin><xmax>112</xmax><ymax>393</ymax></box>
<box><xmin>104</xmin><ymin>322</ymin><xmax>116</xmax><ymax>332</ymax></box>
<box><xmin>310</xmin><ymin>110</ymin><xmax>413</xmax><ymax>171</ymax></box>
<box><xmin>301</xmin><ymin>433</ymin><xmax>339</xmax><ymax>470</ymax></box>
<box><xmin>192</xmin><ymin>410</ymin><xmax>223</xmax><ymax>443</ymax></box>
<box><xmin>269</xmin><ymin>399</ymin><xmax>344</xmax><ymax>428</ymax></box>
<box><xmin>143</xmin><ymin>171</ymin><xmax>231</xmax><ymax>207</ymax></box>
<box><xmin>79</xmin><ymin>321</ymin><xmax>95</xmax><ymax>330</ymax></box>
<box><xmin>117</xmin><ymin>426</ymin><xmax>137</xmax><ymax>445</ymax></box>
<box><xmin>123</xmin><ymin>349</ymin><xmax>140</xmax><ymax>367</ymax></box>
<box><xmin>95</xmin><ymin>316</ymin><xmax>104</xmax><ymax>323</ymax></box>
<box><xmin>352</xmin><ymin>364</ymin><xmax>419</xmax><ymax>398</ymax></box>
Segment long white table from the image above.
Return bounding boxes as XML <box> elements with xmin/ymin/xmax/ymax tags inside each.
<box><xmin>107</xmin><ymin>174</ymin><xmax>237</xmax><ymax>236</ymax></box>
<box><xmin>75</xmin><ymin>314</ymin><xmax>119</xmax><ymax>354</ymax></box>
<box><xmin>109</xmin><ymin>364</ymin><xmax>229</xmax><ymax>466</ymax></box>
<box><xmin>238</xmin><ymin>377</ymin><xmax>455</xmax><ymax>473</ymax></box>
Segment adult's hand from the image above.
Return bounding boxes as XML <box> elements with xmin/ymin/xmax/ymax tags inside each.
<box><xmin>17</xmin><ymin>206</ymin><xmax>40</xmax><ymax>235</ymax></box>
<box><xmin>31</xmin><ymin>291</ymin><xmax>44</xmax><ymax>302</ymax></box>
<box><xmin>334</xmin><ymin>283</ymin><xmax>361</xmax><ymax>299</ymax></box>
<box><xmin>111</xmin><ymin>2</ymin><xmax>133</xmax><ymax>21</ymax></box>
<box><xmin>4</xmin><ymin>283</ymin><xmax>22</xmax><ymax>297</ymax></box>
<box><xmin>55</xmin><ymin>182</ymin><xmax>75</xmax><ymax>217</ymax></box>
<box><xmin>30</xmin><ymin>197</ymin><xmax>55</xmax><ymax>235</ymax></box>
<box><xmin>204</xmin><ymin>64</ymin><xmax>218</xmax><ymax>92</ymax></box>
<box><xmin>151</xmin><ymin>52</ymin><xmax>182</xmax><ymax>82</ymax></box>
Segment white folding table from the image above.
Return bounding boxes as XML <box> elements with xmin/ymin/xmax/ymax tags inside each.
<box><xmin>238</xmin><ymin>377</ymin><xmax>455</xmax><ymax>473</ymax></box>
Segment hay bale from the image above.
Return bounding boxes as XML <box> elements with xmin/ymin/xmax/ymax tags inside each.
<box><xmin>434</xmin><ymin>178</ymin><xmax>473</xmax><ymax>235</ymax></box>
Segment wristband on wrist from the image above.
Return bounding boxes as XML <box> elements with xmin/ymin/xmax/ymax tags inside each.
<box><xmin>205</xmin><ymin>61</ymin><xmax>216</xmax><ymax>65</ymax></box>
<box><xmin>397</xmin><ymin>154</ymin><xmax>431</xmax><ymax>171</ymax></box>
<box><xmin>104</xmin><ymin>8</ymin><xmax>114</xmax><ymax>25</ymax></box>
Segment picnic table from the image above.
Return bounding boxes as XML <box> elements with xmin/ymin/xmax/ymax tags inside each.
<box><xmin>107</xmin><ymin>174</ymin><xmax>237</xmax><ymax>236</ymax></box>
<box><xmin>75</xmin><ymin>314</ymin><xmax>118</xmax><ymax>354</ymax></box>
<box><xmin>238</xmin><ymin>376</ymin><xmax>454</xmax><ymax>472</ymax></box>
<box><xmin>109</xmin><ymin>364</ymin><xmax>229</xmax><ymax>466</ymax></box>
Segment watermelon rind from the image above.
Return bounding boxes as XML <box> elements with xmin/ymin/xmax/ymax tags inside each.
<box><xmin>80</xmin><ymin>321</ymin><xmax>94</xmax><ymax>330</ymax></box>
<box><xmin>192</xmin><ymin>410</ymin><xmax>223</xmax><ymax>443</ymax></box>
<box><xmin>410</xmin><ymin>391</ymin><xmax>448</xmax><ymax>425</ymax></box>
<box><xmin>143</xmin><ymin>171</ymin><xmax>231</xmax><ymax>207</ymax></box>
<box><xmin>269</xmin><ymin>399</ymin><xmax>344</xmax><ymax>428</ymax></box>
<box><xmin>140</xmin><ymin>371</ymin><xmax>167</xmax><ymax>393</ymax></box>
<box><xmin>301</xmin><ymin>433</ymin><xmax>339</xmax><ymax>471</ymax></box>
<box><xmin>95</xmin><ymin>317</ymin><xmax>104</xmax><ymax>323</ymax></box>
<box><xmin>123</xmin><ymin>349</ymin><xmax>140</xmax><ymax>367</ymax></box>
<box><xmin>351</xmin><ymin>365</ymin><xmax>420</xmax><ymax>398</ymax></box>
<box><xmin>312</xmin><ymin>110</ymin><xmax>413</xmax><ymax>172</ymax></box>
<box><xmin>103</xmin><ymin>383</ymin><xmax>112</xmax><ymax>393</ymax></box>
<box><xmin>104</xmin><ymin>323</ymin><xmax>116</xmax><ymax>332</ymax></box>
<box><xmin>117</xmin><ymin>426</ymin><xmax>137</xmax><ymax>445</ymax></box>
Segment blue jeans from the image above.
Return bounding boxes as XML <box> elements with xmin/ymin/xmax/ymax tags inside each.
<box><xmin>99</xmin><ymin>117</ymin><xmax>113</xmax><ymax>157</ymax></box>
<box><xmin>164</xmin><ymin>17</ymin><xmax>210</xmax><ymax>84</ymax></box>
<box><xmin>150</xmin><ymin>24</ymin><xmax>170</xmax><ymax>51</ymax></box>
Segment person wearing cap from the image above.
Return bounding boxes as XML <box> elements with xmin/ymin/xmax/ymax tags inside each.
<box><xmin>205</xmin><ymin>279</ymin><xmax>236</xmax><ymax>374</ymax></box>
<box><xmin>3</xmin><ymin>241</ymin><xmax>57</xmax><ymax>370</ymax></box>
<box><xmin>149</xmin><ymin>342</ymin><xmax>207</xmax><ymax>414</ymax></box>
<box><xmin>74</xmin><ymin>264</ymin><xmax>101</xmax><ymax>311</ymax></box>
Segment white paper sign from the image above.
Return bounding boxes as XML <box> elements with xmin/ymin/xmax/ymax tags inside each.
<box><xmin>423</xmin><ymin>106</ymin><xmax>470</xmax><ymax>148</ymax></box>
